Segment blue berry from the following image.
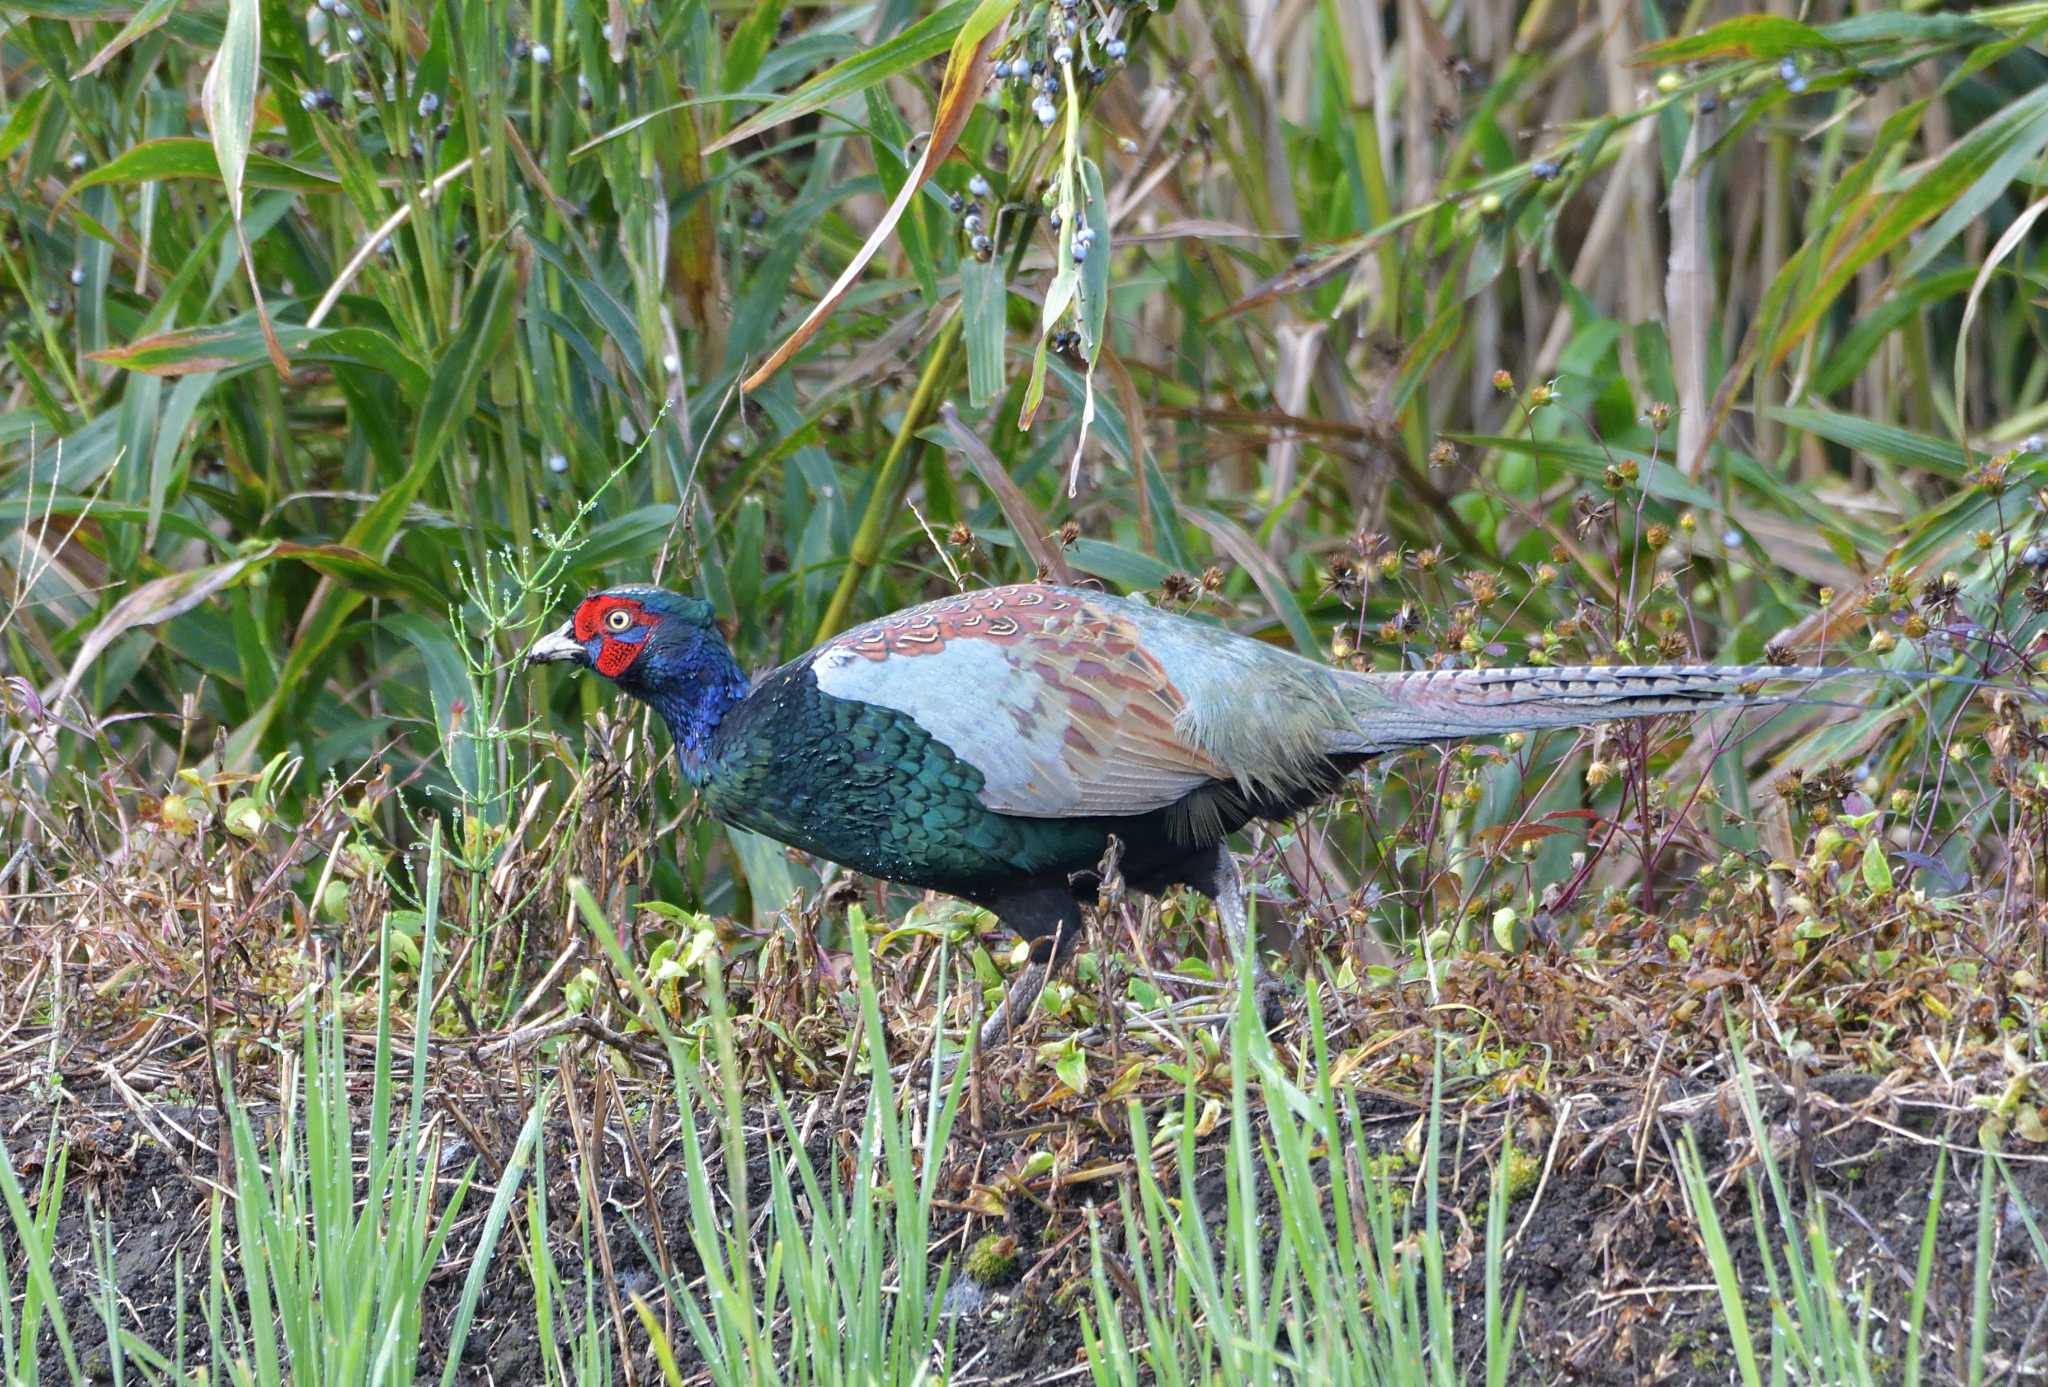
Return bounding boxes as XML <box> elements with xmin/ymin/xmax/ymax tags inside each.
<box><xmin>1054</xmin><ymin>44</ymin><xmax>1073</xmax><ymax>64</ymax></box>
<box><xmin>964</xmin><ymin>213</ymin><xmax>984</xmax><ymax>234</ymax></box>
<box><xmin>1786</xmin><ymin>75</ymin><xmax>1807</xmax><ymax>94</ymax></box>
<box><xmin>1532</xmin><ymin>159</ymin><xmax>1559</xmax><ymax>179</ymax></box>
<box><xmin>969</xmin><ymin>173</ymin><xmax>991</xmax><ymax>197</ymax></box>
<box><xmin>1071</xmin><ymin>241</ymin><xmax>1088</xmax><ymax>263</ymax></box>
<box><xmin>1778</xmin><ymin>56</ymin><xmax>1799</xmax><ymax>80</ymax></box>
<box><xmin>1106</xmin><ymin>39</ymin><xmax>1127</xmax><ymax>59</ymax></box>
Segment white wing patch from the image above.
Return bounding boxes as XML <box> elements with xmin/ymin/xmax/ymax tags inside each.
<box><xmin>810</xmin><ymin>631</ymin><xmax>1214</xmax><ymax>818</ymax></box>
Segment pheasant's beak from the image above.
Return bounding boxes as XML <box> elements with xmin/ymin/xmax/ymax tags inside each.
<box><xmin>524</xmin><ymin>621</ymin><xmax>588</xmax><ymax>668</ymax></box>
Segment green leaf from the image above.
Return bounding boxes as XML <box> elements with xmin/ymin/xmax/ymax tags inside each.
<box><xmin>201</xmin><ymin>0</ymin><xmax>259</xmax><ymax>221</ymax></box>
<box><xmin>709</xmin><ymin>0</ymin><xmax>979</xmax><ymax>153</ymax></box>
<box><xmin>722</xmin><ymin>0</ymin><xmax>787</xmax><ymax>102</ymax></box>
<box><xmin>1047</xmin><ymin>1035</ymin><xmax>1087</xmax><ymax>1095</ymax></box>
<box><xmin>59</xmin><ymin>137</ymin><xmax>337</xmax><ymax>208</ymax></box>
<box><xmin>394</xmin><ymin>242</ymin><xmax>530</xmax><ymax>551</ymax></box>
<box><xmin>729</xmin><ymin>827</ymin><xmax>804</xmax><ymax>923</ymax></box>
<box><xmin>1077</xmin><ymin>157</ymin><xmax>1111</xmax><ymax>358</ymax></box>
<box><xmin>89</xmin><ymin>320</ymin><xmax>428</xmax><ymax>398</ymax></box>
<box><xmin>575</xmin><ymin>504</ymin><xmax>684</xmax><ymax>574</ymax></box>
<box><xmin>1056</xmin><ymin>536</ymin><xmax>1171</xmax><ymax>585</ymax></box>
<box><xmin>1819</xmin><ymin>13</ymin><xmax>1998</xmax><ymax>47</ymax></box>
<box><xmin>0</xmin><ymin>83</ymin><xmax>53</xmax><ymax>163</ymax></box>
<box><xmin>199</xmin><ymin>0</ymin><xmax>290</xmax><ymax>378</ymax></box>
<box><xmin>1861</xmin><ymin>840</ymin><xmax>1893</xmax><ymax>898</ymax></box>
<box><xmin>0</xmin><ymin>496</ymin><xmax>226</xmax><ymax>552</ymax></box>
<box><xmin>1809</xmin><ymin>268</ymin><xmax>1977</xmax><ymax>396</ymax></box>
<box><xmin>1768</xmin><ymin>81</ymin><xmax>2048</xmax><ymax>367</ymax></box>
<box><xmin>225</xmin><ymin>243</ymin><xmax>526</xmax><ymax>767</ymax></box>
<box><xmin>960</xmin><ymin>256</ymin><xmax>1008</xmax><ymax>407</ymax></box>
<box><xmin>79</xmin><ymin>0</ymin><xmax>188</xmax><ymax>77</ymax></box>
<box><xmin>1765</xmin><ymin>406</ymin><xmax>1968</xmax><ymax>480</ymax></box>
<box><xmin>383</xmin><ymin>613</ymin><xmax>483</xmax><ymax>801</ymax></box>
<box><xmin>1638</xmin><ymin>16</ymin><xmax>1839</xmax><ymax>65</ymax></box>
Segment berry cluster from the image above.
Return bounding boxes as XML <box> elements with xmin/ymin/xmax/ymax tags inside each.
<box><xmin>989</xmin><ymin>0</ymin><xmax>1134</xmax><ymax>129</ymax></box>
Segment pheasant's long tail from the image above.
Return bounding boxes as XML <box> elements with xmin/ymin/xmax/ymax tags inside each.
<box><xmin>1333</xmin><ymin>663</ymin><xmax>1901</xmax><ymax>754</ymax></box>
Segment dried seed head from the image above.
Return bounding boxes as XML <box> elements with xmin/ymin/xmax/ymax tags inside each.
<box><xmin>1461</xmin><ymin>571</ymin><xmax>1500</xmax><ymax>605</ymax></box>
<box><xmin>1972</xmin><ymin>456</ymin><xmax>2013</xmax><ymax>494</ymax></box>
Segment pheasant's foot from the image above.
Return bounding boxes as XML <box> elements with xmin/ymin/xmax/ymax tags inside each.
<box><xmin>1244</xmin><ymin>966</ymin><xmax>1298</xmax><ymax>1030</ymax></box>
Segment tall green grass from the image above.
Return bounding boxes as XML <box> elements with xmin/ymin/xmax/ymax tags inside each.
<box><xmin>1676</xmin><ymin>1033</ymin><xmax>2033</xmax><ymax>1387</ymax></box>
<box><xmin>1082</xmin><ymin>987</ymin><xmax>1522</xmax><ymax>1385</ymax></box>
<box><xmin>0</xmin><ymin>832</ymin><xmax>539</xmax><ymax>1387</ymax></box>
<box><xmin>211</xmin><ymin>830</ymin><xmax>541</xmax><ymax>1387</ymax></box>
<box><xmin>576</xmin><ymin>887</ymin><xmax>967</xmax><ymax>1386</ymax></box>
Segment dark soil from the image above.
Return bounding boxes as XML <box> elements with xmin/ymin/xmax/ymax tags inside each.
<box><xmin>7</xmin><ymin>1059</ymin><xmax>2042</xmax><ymax>1386</ymax></box>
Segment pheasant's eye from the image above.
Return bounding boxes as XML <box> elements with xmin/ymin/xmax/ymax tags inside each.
<box><xmin>604</xmin><ymin>607</ymin><xmax>634</xmax><ymax>633</ymax></box>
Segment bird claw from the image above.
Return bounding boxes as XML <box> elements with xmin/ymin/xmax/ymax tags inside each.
<box><xmin>1244</xmin><ymin>969</ymin><xmax>1298</xmax><ymax>1030</ymax></box>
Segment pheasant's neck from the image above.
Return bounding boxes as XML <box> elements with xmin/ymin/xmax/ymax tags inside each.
<box><xmin>646</xmin><ymin>650</ymin><xmax>750</xmax><ymax>785</ymax></box>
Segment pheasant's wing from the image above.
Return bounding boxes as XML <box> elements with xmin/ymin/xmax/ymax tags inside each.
<box><xmin>808</xmin><ymin>585</ymin><xmax>1241</xmax><ymax>818</ymax></box>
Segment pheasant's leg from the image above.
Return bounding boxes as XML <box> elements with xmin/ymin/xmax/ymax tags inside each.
<box><xmin>974</xmin><ymin>890</ymin><xmax>1082</xmax><ymax>1053</ymax></box>
<box><xmin>977</xmin><ymin>956</ymin><xmax>1049</xmax><ymax>1052</ymax></box>
<box><xmin>1198</xmin><ymin>843</ymin><xmax>1286</xmax><ymax>1024</ymax></box>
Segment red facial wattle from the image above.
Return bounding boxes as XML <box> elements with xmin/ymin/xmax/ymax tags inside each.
<box><xmin>572</xmin><ymin>596</ymin><xmax>661</xmax><ymax>679</ymax></box>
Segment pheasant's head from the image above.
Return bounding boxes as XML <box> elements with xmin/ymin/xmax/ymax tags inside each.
<box><xmin>525</xmin><ymin>587</ymin><xmax>746</xmax><ymax>765</ymax></box>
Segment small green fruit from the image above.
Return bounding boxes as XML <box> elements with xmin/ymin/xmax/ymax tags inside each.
<box><xmin>318</xmin><ymin>879</ymin><xmax>350</xmax><ymax>923</ymax></box>
<box><xmin>224</xmin><ymin>796</ymin><xmax>265</xmax><ymax>839</ymax></box>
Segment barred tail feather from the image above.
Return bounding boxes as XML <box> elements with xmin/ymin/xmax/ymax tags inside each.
<box><xmin>1332</xmin><ymin>663</ymin><xmax>1865</xmax><ymax>754</ymax></box>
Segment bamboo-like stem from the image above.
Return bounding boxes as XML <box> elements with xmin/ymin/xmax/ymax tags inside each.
<box><xmin>814</xmin><ymin>313</ymin><xmax>964</xmax><ymax>643</ymax></box>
